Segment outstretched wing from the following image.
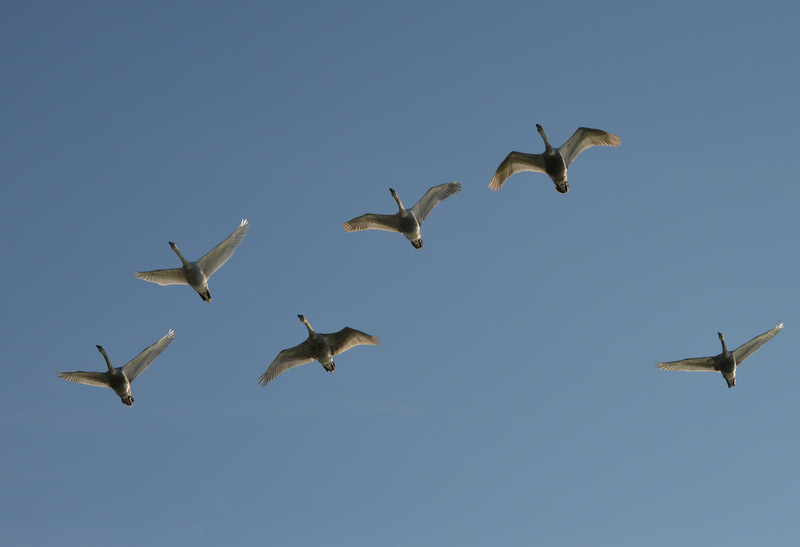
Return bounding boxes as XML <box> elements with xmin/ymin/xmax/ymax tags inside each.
<box><xmin>558</xmin><ymin>127</ymin><xmax>621</xmax><ymax>167</ymax></box>
<box><xmin>733</xmin><ymin>322</ymin><xmax>783</xmax><ymax>365</ymax></box>
<box><xmin>325</xmin><ymin>327</ymin><xmax>380</xmax><ymax>356</ymax></box>
<box><xmin>343</xmin><ymin>214</ymin><xmax>400</xmax><ymax>233</ymax></box>
<box><xmin>656</xmin><ymin>356</ymin><xmax>718</xmax><ymax>372</ymax></box>
<box><xmin>410</xmin><ymin>182</ymin><xmax>461</xmax><ymax>223</ymax></box>
<box><xmin>57</xmin><ymin>370</ymin><xmax>110</xmax><ymax>388</ymax></box>
<box><xmin>489</xmin><ymin>152</ymin><xmax>546</xmax><ymax>191</ymax></box>
<box><xmin>134</xmin><ymin>267</ymin><xmax>187</xmax><ymax>286</ymax></box>
<box><xmin>121</xmin><ymin>330</ymin><xmax>175</xmax><ymax>382</ymax></box>
<box><xmin>196</xmin><ymin>219</ymin><xmax>249</xmax><ymax>277</ymax></box>
<box><xmin>257</xmin><ymin>342</ymin><xmax>317</xmax><ymax>386</ymax></box>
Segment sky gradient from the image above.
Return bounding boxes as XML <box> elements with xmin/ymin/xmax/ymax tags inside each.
<box><xmin>2</xmin><ymin>1</ymin><xmax>799</xmax><ymax>545</ymax></box>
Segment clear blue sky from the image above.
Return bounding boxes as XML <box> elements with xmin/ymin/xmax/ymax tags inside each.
<box><xmin>2</xmin><ymin>1</ymin><xmax>799</xmax><ymax>545</ymax></box>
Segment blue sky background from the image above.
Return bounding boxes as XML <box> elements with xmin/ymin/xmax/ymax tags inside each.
<box><xmin>2</xmin><ymin>1</ymin><xmax>798</xmax><ymax>545</ymax></box>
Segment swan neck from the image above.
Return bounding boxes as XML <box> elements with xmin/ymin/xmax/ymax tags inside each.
<box><xmin>170</xmin><ymin>243</ymin><xmax>189</xmax><ymax>265</ymax></box>
<box><xmin>538</xmin><ymin>128</ymin><xmax>552</xmax><ymax>150</ymax></box>
<box><xmin>718</xmin><ymin>333</ymin><xmax>729</xmax><ymax>355</ymax></box>
<box><xmin>300</xmin><ymin>316</ymin><xmax>315</xmax><ymax>335</ymax></box>
<box><xmin>97</xmin><ymin>346</ymin><xmax>114</xmax><ymax>373</ymax></box>
<box><xmin>391</xmin><ymin>191</ymin><xmax>405</xmax><ymax>212</ymax></box>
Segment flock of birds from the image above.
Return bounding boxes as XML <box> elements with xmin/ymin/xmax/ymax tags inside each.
<box><xmin>57</xmin><ymin>123</ymin><xmax>784</xmax><ymax>405</ymax></box>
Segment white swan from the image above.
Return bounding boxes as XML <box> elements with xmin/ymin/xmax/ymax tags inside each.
<box><xmin>656</xmin><ymin>322</ymin><xmax>783</xmax><ymax>388</ymax></box>
<box><xmin>490</xmin><ymin>124</ymin><xmax>620</xmax><ymax>193</ymax></box>
<box><xmin>343</xmin><ymin>182</ymin><xmax>461</xmax><ymax>249</ymax></box>
<box><xmin>135</xmin><ymin>219</ymin><xmax>249</xmax><ymax>302</ymax></box>
<box><xmin>58</xmin><ymin>330</ymin><xmax>175</xmax><ymax>405</ymax></box>
<box><xmin>258</xmin><ymin>315</ymin><xmax>380</xmax><ymax>386</ymax></box>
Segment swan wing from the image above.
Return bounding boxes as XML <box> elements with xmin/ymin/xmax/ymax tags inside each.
<box><xmin>656</xmin><ymin>356</ymin><xmax>718</xmax><ymax>372</ymax></box>
<box><xmin>135</xmin><ymin>267</ymin><xmax>187</xmax><ymax>286</ymax></box>
<box><xmin>732</xmin><ymin>322</ymin><xmax>783</xmax><ymax>365</ymax></box>
<box><xmin>121</xmin><ymin>330</ymin><xmax>175</xmax><ymax>382</ymax></box>
<box><xmin>489</xmin><ymin>152</ymin><xmax>546</xmax><ymax>191</ymax></box>
<box><xmin>57</xmin><ymin>370</ymin><xmax>110</xmax><ymax>388</ymax></box>
<box><xmin>410</xmin><ymin>182</ymin><xmax>462</xmax><ymax>223</ymax></box>
<box><xmin>325</xmin><ymin>327</ymin><xmax>380</xmax><ymax>356</ymax></box>
<box><xmin>343</xmin><ymin>214</ymin><xmax>401</xmax><ymax>233</ymax></box>
<box><xmin>558</xmin><ymin>127</ymin><xmax>621</xmax><ymax>167</ymax></box>
<box><xmin>257</xmin><ymin>342</ymin><xmax>317</xmax><ymax>386</ymax></box>
<box><xmin>196</xmin><ymin>219</ymin><xmax>249</xmax><ymax>277</ymax></box>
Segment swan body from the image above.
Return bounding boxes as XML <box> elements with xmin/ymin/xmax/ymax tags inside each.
<box><xmin>258</xmin><ymin>315</ymin><xmax>380</xmax><ymax>386</ymax></box>
<box><xmin>490</xmin><ymin>124</ymin><xmax>620</xmax><ymax>193</ymax></box>
<box><xmin>135</xmin><ymin>219</ymin><xmax>249</xmax><ymax>302</ymax></box>
<box><xmin>58</xmin><ymin>330</ymin><xmax>175</xmax><ymax>405</ymax></box>
<box><xmin>343</xmin><ymin>182</ymin><xmax>461</xmax><ymax>249</ymax></box>
<box><xmin>656</xmin><ymin>323</ymin><xmax>783</xmax><ymax>388</ymax></box>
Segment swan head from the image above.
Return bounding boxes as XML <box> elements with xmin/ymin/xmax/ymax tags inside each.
<box><xmin>297</xmin><ymin>314</ymin><xmax>305</xmax><ymax>321</ymax></box>
<box><xmin>389</xmin><ymin>188</ymin><xmax>397</xmax><ymax>197</ymax></box>
<box><xmin>536</xmin><ymin>124</ymin><xmax>543</xmax><ymax>132</ymax></box>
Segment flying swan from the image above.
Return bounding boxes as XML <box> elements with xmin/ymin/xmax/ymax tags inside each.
<box><xmin>343</xmin><ymin>182</ymin><xmax>461</xmax><ymax>249</ymax></box>
<box><xmin>258</xmin><ymin>315</ymin><xmax>380</xmax><ymax>387</ymax></box>
<box><xmin>135</xmin><ymin>219</ymin><xmax>249</xmax><ymax>302</ymax></box>
<box><xmin>490</xmin><ymin>124</ymin><xmax>620</xmax><ymax>193</ymax></box>
<box><xmin>58</xmin><ymin>330</ymin><xmax>175</xmax><ymax>405</ymax></box>
<box><xmin>656</xmin><ymin>322</ymin><xmax>783</xmax><ymax>388</ymax></box>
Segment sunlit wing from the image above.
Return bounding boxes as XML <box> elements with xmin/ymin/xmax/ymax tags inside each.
<box><xmin>655</xmin><ymin>356</ymin><xmax>718</xmax><ymax>372</ymax></box>
<box><xmin>134</xmin><ymin>267</ymin><xmax>187</xmax><ymax>286</ymax></box>
<box><xmin>559</xmin><ymin>127</ymin><xmax>621</xmax><ymax>167</ymax></box>
<box><xmin>121</xmin><ymin>330</ymin><xmax>175</xmax><ymax>382</ymax></box>
<box><xmin>197</xmin><ymin>219</ymin><xmax>249</xmax><ymax>277</ymax></box>
<box><xmin>489</xmin><ymin>152</ymin><xmax>546</xmax><ymax>191</ymax></box>
<box><xmin>343</xmin><ymin>214</ymin><xmax>400</xmax><ymax>233</ymax></box>
<box><xmin>257</xmin><ymin>342</ymin><xmax>317</xmax><ymax>386</ymax></box>
<box><xmin>325</xmin><ymin>327</ymin><xmax>380</xmax><ymax>356</ymax></box>
<box><xmin>57</xmin><ymin>370</ymin><xmax>110</xmax><ymax>388</ymax></box>
<box><xmin>410</xmin><ymin>181</ymin><xmax>462</xmax><ymax>223</ymax></box>
<box><xmin>732</xmin><ymin>322</ymin><xmax>783</xmax><ymax>365</ymax></box>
